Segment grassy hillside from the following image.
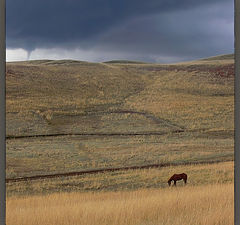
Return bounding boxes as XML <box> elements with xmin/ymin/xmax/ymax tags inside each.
<box><xmin>6</xmin><ymin>55</ymin><xmax>234</xmax><ymax>180</ymax></box>
<box><xmin>7</xmin><ymin>161</ymin><xmax>233</xmax><ymax>196</ymax></box>
<box><xmin>7</xmin><ymin>56</ymin><xmax>234</xmax><ymax>136</ymax></box>
<box><xmin>6</xmin><ymin>54</ymin><xmax>234</xmax><ymax>225</ymax></box>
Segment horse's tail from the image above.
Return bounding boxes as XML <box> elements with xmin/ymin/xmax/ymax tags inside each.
<box><xmin>183</xmin><ymin>173</ymin><xmax>187</xmax><ymax>183</ymax></box>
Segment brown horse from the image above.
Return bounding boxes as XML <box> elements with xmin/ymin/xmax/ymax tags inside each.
<box><xmin>168</xmin><ymin>173</ymin><xmax>187</xmax><ymax>186</ymax></box>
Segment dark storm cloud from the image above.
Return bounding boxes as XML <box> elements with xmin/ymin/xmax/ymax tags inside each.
<box><xmin>7</xmin><ymin>0</ymin><xmax>233</xmax><ymax>62</ymax></box>
<box><xmin>95</xmin><ymin>2</ymin><xmax>233</xmax><ymax>61</ymax></box>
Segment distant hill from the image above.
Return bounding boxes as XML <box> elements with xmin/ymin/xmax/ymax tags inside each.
<box><xmin>9</xmin><ymin>59</ymin><xmax>91</xmax><ymax>65</ymax></box>
<box><xmin>199</xmin><ymin>54</ymin><xmax>234</xmax><ymax>61</ymax></box>
<box><xmin>103</xmin><ymin>60</ymin><xmax>148</xmax><ymax>64</ymax></box>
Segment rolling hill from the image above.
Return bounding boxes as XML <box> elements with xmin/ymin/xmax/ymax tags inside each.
<box><xmin>6</xmin><ymin>54</ymin><xmax>234</xmax><ymax>180</ymax></box>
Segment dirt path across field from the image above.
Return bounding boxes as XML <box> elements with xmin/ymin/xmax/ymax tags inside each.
<box><xmin>6</xmin><ymin>160</ymin><xmax>232</xmax><ymax>183</ymax></box>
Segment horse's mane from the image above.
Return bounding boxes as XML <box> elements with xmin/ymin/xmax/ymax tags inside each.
<box><xmin>168</xmin><ymin>175</ymin><xmax>174</xmax><ymax>182</ymax></box>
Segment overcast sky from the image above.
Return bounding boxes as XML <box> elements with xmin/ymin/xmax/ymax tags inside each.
<box><xmin>6</xmin><ymin>0</ymin><xmax>234</xmax><ymax>63</ymax></box>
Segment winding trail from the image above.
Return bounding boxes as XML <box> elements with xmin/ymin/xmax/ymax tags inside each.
<box><xmin>6</xmin><ymin>129</ymin><xmax>184</xmax><ymax>140</ymax></box>
<box><xmin>6</xmin><ymin>109</ymin><xmax>185</xmax><ymax>140</ymax></box>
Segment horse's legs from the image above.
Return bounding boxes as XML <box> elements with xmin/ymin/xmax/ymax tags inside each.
<box><xmin>174</xmin><ymin>180</ymin><xmax>176</xmax><ymax>186</ymax></box>
<box><xmin>184</xmin><ymin>179</ymin><xmax>187</xmax><ymax>184</ymax></box>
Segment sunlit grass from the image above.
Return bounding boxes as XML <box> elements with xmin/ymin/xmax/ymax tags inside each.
<box><xmin>7</xmin><ymin>183</ymin><xmax>234</xmax><ymax>225</ymax></box>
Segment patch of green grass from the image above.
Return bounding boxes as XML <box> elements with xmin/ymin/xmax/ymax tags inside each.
<box><xmin>6</xmin><ymin>132</ymin><xmax>233</xmax><ymax>178</ymax></box>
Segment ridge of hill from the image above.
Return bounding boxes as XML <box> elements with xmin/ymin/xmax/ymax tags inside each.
<box><xmin>103</xmin><ymin>60</ymin><xmax>148</xmax><ymax>64</ymax></box>
<box><xmin>198</xmin><ymin>53</ymin><xmax>234</xmax><ymax>61</ymax></box>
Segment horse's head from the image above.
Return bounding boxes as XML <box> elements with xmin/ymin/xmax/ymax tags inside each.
<box><xmin>168</xmin><ymin>180</ymin><xmax>171</xmax><ymax>186</ymax></box>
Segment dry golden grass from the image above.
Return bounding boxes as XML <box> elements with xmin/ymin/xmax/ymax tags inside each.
<box><xmin>125</xmin><ymin>70</ymin><xmax>233</xmax><ymax>130</ymax></box>
<box><xmin>7</xmin><ymin>183</ymin><xmax>233</xmax><ymax>225</ymax></box>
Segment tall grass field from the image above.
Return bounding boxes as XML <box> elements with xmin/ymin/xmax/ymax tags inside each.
<box><xmin>7</xmin><ymin>184</ymin><xmax>233</xmax><ymax>225</ymax></box>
